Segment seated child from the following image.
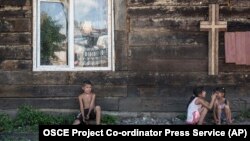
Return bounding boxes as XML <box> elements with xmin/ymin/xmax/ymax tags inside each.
<box><xmin>186</xmin><ymin>86</ymin><xmax>217</xmax><ymax>125</ymax></box>
<box><xmin>73</xmin><ymin>80</ymin><xmax>101</xmax><ymax>125</ymax></box>
<box><xmin>213</xmin><ymin>87</ymin><xmax>233</xmax><ymax>124</ymax></box>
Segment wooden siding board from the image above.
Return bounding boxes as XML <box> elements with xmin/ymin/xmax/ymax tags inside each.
<box><xmin>0</xmin><ymin>60</ymin><xmax>32</xmax><ymax>71</ymax></box>
<box><xmin>0</xmin><ymin>18</ymin><xmax>31</xmax><ymax>32</ymax></box>
<box><xmin>0</xmin><ymin>0</ymin><xmax>31</xmax><ymax>6</ymax></box>
<box><xmin>0</xmin><ymin>46</ymin><xmax>31</xmax><ymax>60</ymax></box>
<box><xmin>128</xmin><ymin>0</ymin><xmax>250</xmax><ymax>7</ymax></box>
<box><xmin>0</xmin><ymin>33</ymin><xmax>31</xmax><ymax>45</ymax></box>
<box><xmin>128</xmin><ymin>59</ymin><xmax>208</xmax><ymax>72</ymax></box>
<box><xmin>115</xmin><ymin>30</ymin><xmax>128</xmax><ymax>71</ymax></box>
<box><xmin>0</xmin><ymin>97</ymin><xmax>119</xmax><ymax>111</ymax></box>
<box><xmin>0</xmin><ymin>85</ymin><xmax>127</xmax><ymax>98</ymax></box>
<box><xmin>129</xmin><ymin>31</ymin><xmax>207</xmax><ymax>46</ymax></box>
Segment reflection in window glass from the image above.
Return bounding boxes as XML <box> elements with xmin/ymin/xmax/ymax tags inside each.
<box><xmin>74</xmin><ymin>0</ymin><xmax>108</xmax><ymax>67</ymax></box>
<box><xmin>40</xmin><ymin>1</ymin><xmax>68</xmax><ymax>65</ymax></box>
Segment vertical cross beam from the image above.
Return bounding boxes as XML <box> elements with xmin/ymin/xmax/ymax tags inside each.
<box><xmin>200</xmin><ymin>4</ymin><xmax>227</xmax><ymax>75</ymax></box>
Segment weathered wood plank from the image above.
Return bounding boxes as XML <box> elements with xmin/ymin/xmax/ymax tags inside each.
<box><xmin>114</xmin><ymin>1</ymin><xmax>128</xmax><ymax>71</ymax></box>
<box><xmin>0</xmin><ymin>10</ymin><xmax>31</xmax><ymax>18</ymax></box>
<box><xmin>0</xmin><ymin>72</ymin><xmax>9</xmax><ymax>85</ymax></box>
<box><xmin>115</xmin><ymin>30</ymin><xmax>128</xmax><ymax>71</ymax></box>
<box><xmin>220</xmin><ymin>60</ymin><xmax>250</xmax><ymax>72</ymax></box>
<box><xmin>130</xmin><ymin>18</ymin><xmax>250</xmax><ymax>32</ymax></box>
<box><xmin>142</xmin><ymin>97</ymin><xmax>187</xmax><ymax>112</ymax></box>
<box><xmin>33</xmin><ymin>72</ymin><xmax>70</xmax><ymax>85</ymax></box>
<box><xmin>129</xmin><ymin>57</ymin><xmax>250</xmax><ymax>72</ymax></box>
<box><xmin>0</xmin><ymin>0</ymin><xmax>31</xmax><ymax>6</ymax></box>
<box><xmin>137</xmin><ymin>87</ymin><xmax>158</xmax><ymax>97</ymax></box>
<box><xmin>119</xmin><ymin>96</ymin><xmax>249</xmax><ymax>112</ymax></box>
<box><xmin>96</xmin><ymin>97</ymin><xmax>119</xmax><ymax>111</ymax></box>
<box><xmin>114</xmin><ymin>0</ymin><xmax>127</xmax><ymax>31</ymax></box>
<box><xmin>0</xmin><ymin>60</ymin><xmax>31</xmax><ymax>71</ymax></box>
<box><xmin>128</xmin><ymin>72</ymin><xmax>250</xmax><ymax>86</ymax></box>
<box><xmin>127</xmin><ymin>85</ymin><xmax>139</xmax><ymax>97</ymax></box>
<box><xmin>0</xmin><ymin>97</ymin><xmax>119</xmax><ymax>111</ymax></box>
<box><xmin>128</xmin><ymin>59</ymin><xmax>208</xmax><ymax>72</ymax></box>
<box><xmin>158</xmin><ymin>85</ymin><xmax>250</xmax><ymax>98</ymax></box>
<box><xmin>119</xmin><ymin>97</ymin><xmax>143</xmax><ymax>111</ymax></box>
<box><xmin>128</xmin><ymin>6</ymin><xmax>250</xmax><ymax>19</ymax></box>
<box><xmin>228</xmin><ymin>21</ymin><xmax>250</xmax><ymax>32</ymax></box>
<box><xmin>130</xmin><ymin>18</ymin><xmax>201</xmax><ymax>32</ymax></box>
<box><xmin>0</xmin><ymin>33</ymin><xmax>31</xmax><ymax>45</ymax></box>
<box><xmin>0</xmin><ymin>46</ymin><xmax>31</xmax><ymax>60</ymax></box>
<box><xmin>0</xmin><ymin>71</ymin><xmax>249</xmax><ymax>87</ymax></box>
<box><xmin>0</xmin><ymin>18</ymin><xmax>31</xmax><ymax>32</ymax></box>
<box><xmin>128</xmin><ymin>6</ymin><xmax>208</xmax><ymax>18</ymax></box>
<box><xmin>128</xmin><ymin>72</ymin><xmax>161</xmax><ymax>86</ymax></box>
<box><xmin>129</xmin><ymin>31</ymin><xmax>207</xmax><ymax>46</ymax></box>
<box><xmin>220</xmin><ymin>7</ymin><xmax>250</xmax><ymax>19</ymax></box>
<box><xmin>119</xmin><ymin>97</ymin><xmax>187</xmax><ymax>112</ymax></box>
<box><xmin>68</xmin><ymin>72</ymin><xmax>128</xmax><ymax>85</ymax></box>
<box><xmin>0</xmin><ymin>98</ymin><xmax>78</xmax><ymax>110</ymax></box>
<box><xmin>128</xmin><ymin>0</ymin><xmax>250</xmax><ymax>7</ymax></box>
<box><xmin>130</xmin><ymin>46</ymin><xmax>208</xmax><ymax>59</ymax></box>
<box><xmin>130</xmin><ymin>45</ymin><xmax>226</xmax><ymax>59</ymax></box>
<box><xmin>230</xmin><ymin>98</ymin><xmax>250</xmax><ymax>111</ymax></box>
<box><xmin>0</xmin><ymin>71</ymin><xmax>33</xmax><ymax>85</ymax></box>
<box><xmin>0</xmin><ymin>85</ymin><xmax>127</xmax><ymax>98</ymax></box>
<box><xmin>95</xmin><ymin>85</ymin><xmax>127</xmax><ymax>97</ymax></box>
<box><xmin>0</xmin><ymin>85</ymin><xmax>81</xmax><ymax>98</ymax></box>
<box><xmin>0</xmin><ymin>72</ymin><xmax>128</xmax><ymax>85</ymax></box>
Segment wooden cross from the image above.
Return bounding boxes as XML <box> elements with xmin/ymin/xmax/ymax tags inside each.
<box><xmin>200</xmin><ymin>4</ymin><xmax>227</xmax><ymax>75</ymax></box>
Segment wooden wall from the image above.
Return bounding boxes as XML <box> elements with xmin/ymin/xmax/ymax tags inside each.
<box><xmin>0</xmin><ymin>0</ymin><xmax>250</xmax><ymax>113</ymax></box>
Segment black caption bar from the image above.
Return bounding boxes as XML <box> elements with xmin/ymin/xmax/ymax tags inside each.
<box><xmin>39</xmin><ymin>125</ymin><xmax>249</xmax><ymax>140</ymax></box>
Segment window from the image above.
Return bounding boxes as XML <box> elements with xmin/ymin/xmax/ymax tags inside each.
<box><xmin>33</xmin><ymin>0</ymin><xmax>114</xmax><ymax>71</ymax></box>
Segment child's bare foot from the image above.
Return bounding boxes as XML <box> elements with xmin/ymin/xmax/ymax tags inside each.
<box><xmin>217</xmin><ymin>120</ymin><xmax>221</xmax><ymax>125</ymax></box>
<box><xmin>227</xmin><ymin>119</ymin><xmax>234</xmax><ymax>125</ymax></box>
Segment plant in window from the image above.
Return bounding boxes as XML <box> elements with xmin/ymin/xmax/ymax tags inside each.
<box><xmin>40</xmin><ymin>12</ymin><xmax>66</xmax><ymax>65</ymax></box>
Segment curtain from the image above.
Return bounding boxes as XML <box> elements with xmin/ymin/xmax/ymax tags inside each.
<box><xmin>225</xmin><ymin>32</ymin><xmax>250</xmax><ymax>65</ymax></box>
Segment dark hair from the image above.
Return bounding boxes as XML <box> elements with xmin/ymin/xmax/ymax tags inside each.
<box><xmin>82</xmin><ymin>80</ymin><xmax>93</xmax><ymax>86</ymax></box>
<box><xmin>187</xmin><ymin>86</ymin><xmax>205</xmax><ymax>109</ymax></box>
<box><xmin>193</xmin><ymin>86</ymin><xmax>205</xmax><ymax>97</ymax></box>
<box><xmin>214</xmin><ymin>87</ymin><xmax>226</xmax><ymax>97</ymax></box>
<box><xmin>82</xmin><ymin>80</ymin><xmax>93</xmax><ymax>93</ymax></box>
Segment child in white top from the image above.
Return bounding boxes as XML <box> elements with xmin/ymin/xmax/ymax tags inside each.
<box><xmin>186</xmin><ymin>86</ymin><xmax>217</xmax><ymax>125</ymax></box>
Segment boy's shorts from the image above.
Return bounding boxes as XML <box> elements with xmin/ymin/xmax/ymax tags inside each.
<box><xmin>76</xmin><ymin>109</ymin><xmax>96</xmax><ymax>124</ymax></box>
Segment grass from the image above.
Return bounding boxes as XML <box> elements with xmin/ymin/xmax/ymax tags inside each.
<box><xmin>101</xmin><ymin>114</ymin><xmax>118</xmax><ymax>125</ymax></box>
<box><xmin>0</xmin><ymin>113</ymin><xmax>13</xmax><ymax>132</ymax></box>
<box><xmin>0</xmin><ymin>105</ymin><xmax>75</xmax><ymax>132</ymax></box>
<box><xmin>0</xmin><ymin>105</ymin><xmax>118</xmax><ymax>141</ymax></box>
<box><xmin>176</xmin><ymin>114</ymin><xmax>186</xmax><ymax>121</ymax></box>
<box><xmin>0</xmin><ymin>105</ymin><xmax>118</xmax><ymax>133</ymax></box>
<box><xmin>235</xmin><ymin>109</ymin><xmax>250</xmax><ymax>121</ymax></box>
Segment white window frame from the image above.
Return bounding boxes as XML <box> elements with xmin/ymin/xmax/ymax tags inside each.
<box><xmin>33</xmin><ymin>0</ymin><xmax>115</xmax><ymax>71</ymax></box>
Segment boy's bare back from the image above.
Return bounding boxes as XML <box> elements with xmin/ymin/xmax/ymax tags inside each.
<box><xmin>79</xmin><ymin>93</ymin><xmax>96</xmax><ymax>109</ymax></box>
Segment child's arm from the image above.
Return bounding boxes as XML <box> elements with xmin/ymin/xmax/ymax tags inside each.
<box><xmin>213</xmin><ymin>100</ymin><xmax>218</xmax><ymax>123</ymax></box>
<box><xmin>225</xmin><ymin>100</ymin><xmax>233</xmax><ymax>123</ymax></box>
<box><xmin>198</xmin><ymin>94</ymin><xmax>216</xmax><ymax>110</ymax></box>
<box><xmin>78</xmin><ymin>95</ymin><xmax>85</xmax><ymax>121</ymax></box>
<box><xmin>226</xmin><ymin>99</ymin><xmax>231</xmax><ymax>110</ymax></box>
<box><xmin>87</xmin><ymin>94</ymin><xmax>96</xmax><ymax>118</ymax></box>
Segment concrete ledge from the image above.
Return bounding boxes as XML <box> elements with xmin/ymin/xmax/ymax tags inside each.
<box><xmin>102</xmin><ymin>111</ymin><xmax>182</xmax><ymax>119</ymax></box>
<box><xmin>0</xmin><ymin>109</ymin><xmax>183</xmax><ymax>118</ymax></box>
